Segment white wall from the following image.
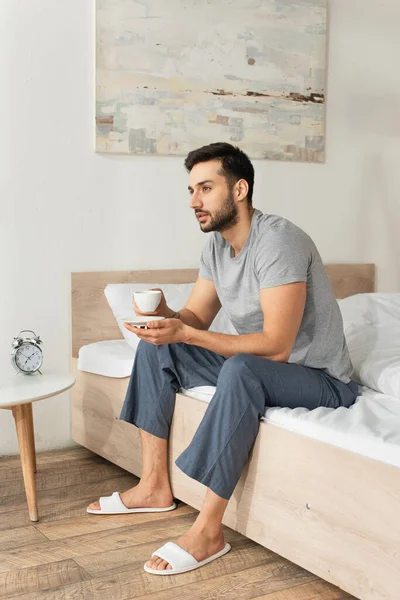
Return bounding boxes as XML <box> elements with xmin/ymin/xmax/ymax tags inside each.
<box><xmin>1</xmin><ymin>0</ymin><xmax>399</xmax><ymax>455</ymax></box>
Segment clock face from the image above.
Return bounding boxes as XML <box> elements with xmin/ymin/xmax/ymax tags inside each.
<box><xmin>15</xmin><ymin>344</ymin><xmax>42</xmax><ymax>373</ymax></box>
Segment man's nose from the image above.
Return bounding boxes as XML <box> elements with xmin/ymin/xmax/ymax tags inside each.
<box><xmin>190</xmin><ymin>192</ymin><xmax>203</xmax><ymax>210</ymax></box>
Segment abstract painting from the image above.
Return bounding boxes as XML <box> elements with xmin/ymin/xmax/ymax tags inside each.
<box><xmin>96</xmin><ymin>0</ymin><xmax>327</xmax><ymax>162</ymax></box>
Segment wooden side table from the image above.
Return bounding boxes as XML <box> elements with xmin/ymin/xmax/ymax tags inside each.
<box><xmin>0</xmin><ymin>372</ymin><xmax>75</xmax><ymax>521</ymax></box>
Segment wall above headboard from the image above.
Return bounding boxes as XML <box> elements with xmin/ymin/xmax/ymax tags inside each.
<box><xmin>71</xmin><ymin>264</ymin><xmax>375</xmax><ymax>358</ymax></box>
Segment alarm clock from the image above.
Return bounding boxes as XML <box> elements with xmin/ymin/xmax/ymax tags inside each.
<box><xmin>11</xmin><ymin>330</ymin><xmax>43</xmax><ymax>375</ymax></box>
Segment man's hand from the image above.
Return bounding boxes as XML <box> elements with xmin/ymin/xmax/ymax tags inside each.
<box><xmin>132</xmin><ymin>288</ymin><xmax>175</xmax><ymax>319</ymax></box>
<box><xmin>124</xmin><ymin>317</ymin><xmax>190</xmax><ymax>345</ymax></box>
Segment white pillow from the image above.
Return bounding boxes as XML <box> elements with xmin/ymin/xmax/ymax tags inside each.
<box><xmin>105</xmin><ymin>282</ymin><xmax>237</xmax><ymax>350</ymax></box>
<box><xmin>339</xmin><ymin>293</ymin><xmax>400</xmax><ymax>398</ymax></box>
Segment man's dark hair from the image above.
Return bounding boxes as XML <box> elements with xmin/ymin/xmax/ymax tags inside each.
<box><xmin>184</xmin><ymin>142</ymin><xmax>255</xmax><ymax>206</ymax></box>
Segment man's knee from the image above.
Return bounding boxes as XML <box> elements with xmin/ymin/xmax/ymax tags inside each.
<box><xmin>219</xmin><ymin>353</ymin><xmax>276</xmax><ymax>383</ymax></box>
<box><xmin>218</xmin><ymin>353</ymin><xmax>255</xmax><ymax>381</ymax></box>
<box><xmin>216</xmin><ymin>354</ymin><xmax>267</xmax><ymax>413</ymax></box>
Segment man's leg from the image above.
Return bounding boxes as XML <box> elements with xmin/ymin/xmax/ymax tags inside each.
<box><xmin>147</xmin><ymin>488</ymin><xmax>228</xmax><ymax>571</ymax></box>
<box><xmin>176</xmin><ymin>353</ymin><xmax>358</xmax><ymax>500</ymax></box>
<box><xmin>88</xmin><ymin>340</ymin><xmax>226</xmax><ymax>511</ymax></box>
<box><xmin>89</xmin><ymin>430</ymin><xmax>173</xmax><ymax>511</ymax></box>
<box><xmin>148</xmin><ymin>353</ymin><xmax>358</xmax><ymax>571</ymax></box>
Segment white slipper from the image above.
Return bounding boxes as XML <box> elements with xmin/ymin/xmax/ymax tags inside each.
<box><xmin>143</xmin><ymin>541</ymin><xmax>231</xmax><ymax>575</ymax></box>
<box><xmin>86</xmin><ymin>492</ymin><xmax>177</xmax><ymax>515</ymax></box>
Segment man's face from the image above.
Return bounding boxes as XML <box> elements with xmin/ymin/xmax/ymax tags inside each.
<box><xmin>188</xmin><ymin>160</ymin><xmax>238</xmax><ymax>233</ymax></box>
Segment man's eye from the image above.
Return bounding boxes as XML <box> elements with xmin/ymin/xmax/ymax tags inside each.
<box><xmin>203</xmin><ymin>186</ymin><xmax>211</xmax><ymax>192</ymax></box>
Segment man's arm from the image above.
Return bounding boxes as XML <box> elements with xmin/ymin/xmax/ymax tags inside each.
<box><xmin>186</xmin><ymin>282</ymin><xmax>306</xmax><ymax>362</ymax></box>
<box><xmin>172</xmin><ymin>276</ymin><xmax>222</xmax><ymax>330</ymax></box>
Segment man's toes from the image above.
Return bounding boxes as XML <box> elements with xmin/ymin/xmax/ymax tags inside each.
<box><xmin>166</xmin><ymin>563</ymin><xmax>173</xmax><ymax>570</ymax></box>
<box><xmin>147</xmin><ymin>556</ymin><xmax>161</xmax><ymax>569</ymax></box>
<box><xmin>88</xmin><ymin>501</ymin><xmax>100</xmax><ymax>511</ymax></box>
<box><xmin>146</xmin><ymin>555</ymin><xmax>172</xmax><ymax>571</ymax></box>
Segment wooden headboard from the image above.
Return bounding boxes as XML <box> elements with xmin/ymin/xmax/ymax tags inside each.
<box><xmin>70</xmin><ymin>264</ymin><xmax>375</xmax><ymax>358</ymax></box>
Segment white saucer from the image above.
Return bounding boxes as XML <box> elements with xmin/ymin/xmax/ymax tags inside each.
<box><xmin>120</xmin><ymin>315</ymin><xmax>165</xmax><ymax>328</ymax></box>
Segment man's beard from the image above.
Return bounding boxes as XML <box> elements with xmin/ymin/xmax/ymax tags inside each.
<box><xmin>197</xmin><ymin>189</ymin><xmax>239</xmax><ymax>233</ymax></box>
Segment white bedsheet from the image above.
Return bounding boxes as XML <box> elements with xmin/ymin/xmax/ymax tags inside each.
<box><xmin>78</xmin><ymin>340</ymin><xmax>400</xmax><ymax>468</ymax></box>
<box><xmin>78</xmin><ymin>340</ymin><xmax>135</xmax><ymax>378</ymax></box>
<box><xmin>181</xmin><ymin>385</ymin><xmax>400</xmax><ymax>468</ymax></box>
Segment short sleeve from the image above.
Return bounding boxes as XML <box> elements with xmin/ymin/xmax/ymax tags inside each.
<box><xmin>199</xmin><ymin>239</ymin><xmax>214</xmax><ymax>281</ymax></box>
<box><xmin>255</xmin><ymin>225</ymin><xmax>310</xmax><ymax>289</ymax></box>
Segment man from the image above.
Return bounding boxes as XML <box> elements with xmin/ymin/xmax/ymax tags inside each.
<box><xmin>88</xmin><ymin>142</ymin><xmax>358</xmax><ymax>575</ymax></box>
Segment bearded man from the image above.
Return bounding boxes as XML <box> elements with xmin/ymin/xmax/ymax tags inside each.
<box><xmin>88</xmin><ymin>142</ymin><xmax>358</xmax><ymax>576</ymax></box>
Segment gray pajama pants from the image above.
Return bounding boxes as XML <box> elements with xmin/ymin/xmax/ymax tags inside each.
<box><xmin>120</xmin><ymin>341</ymin><xmax>358</xmax><ymax>499</ymax></box>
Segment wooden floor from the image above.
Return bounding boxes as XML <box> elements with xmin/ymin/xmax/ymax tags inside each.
<box><xmin>0</xmin><ymin>447</ymin><xmax>356</xmax><ymax>600</ymax></box>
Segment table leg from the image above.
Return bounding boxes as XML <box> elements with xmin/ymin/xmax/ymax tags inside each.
<box><xmin>12</xmin><ymin>404</ymin><xmax>39</xmax><ymax>522</ymax></box>
<box><xmin>26</xmin><ymin>403</ymin><xmax>37</xmax><ymax>473</ymax></box>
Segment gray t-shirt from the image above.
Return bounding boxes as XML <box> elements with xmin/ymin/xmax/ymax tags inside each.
<box><xmin>199</xmin><ymin>209</ymin><xmax>353</xmax><ymax>383</ymax></box>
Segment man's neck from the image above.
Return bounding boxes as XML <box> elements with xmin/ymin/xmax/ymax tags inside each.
<box><xmin>220</xmin><ymin>207</ymin><xmax>255</xmax><ymax>257</ymax></box>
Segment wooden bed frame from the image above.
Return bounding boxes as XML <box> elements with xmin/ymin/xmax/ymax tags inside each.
<box><xmin>71</xmin><ymin>265</ymin><xmax>400</xmax><ymax>600</ymax></box>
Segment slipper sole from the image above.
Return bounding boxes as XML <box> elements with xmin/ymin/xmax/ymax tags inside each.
<box><xmin>87</xmin><ymin>502</ymin><xmax>177</xmax><ymax>515</ymax></box>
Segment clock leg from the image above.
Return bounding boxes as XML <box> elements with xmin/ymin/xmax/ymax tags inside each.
<box><xmin>12</xmin><ymin>404</ymin><xmax>39</xmax><ymax>522</ymax></box>
<box><xmin>26</xmin><ymin>403</ymin><xmax>37</xmax><ymax>473</ymax></box>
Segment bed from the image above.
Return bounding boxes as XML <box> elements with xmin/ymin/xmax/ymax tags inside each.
<box><xmin>70</xmin><ymin>265</ymin><xmax>400</xmax><ymax>600</ymax></box>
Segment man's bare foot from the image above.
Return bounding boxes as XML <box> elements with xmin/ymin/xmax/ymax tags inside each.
<box><xmin>146</xmin><ymin>523</ymin><xmax>225</xmax><ymax>571</ymax></box>
<box><xmin>87</xmin><ymin>481</ymin><xmax>173</xmax><ymax>512</ymax></box>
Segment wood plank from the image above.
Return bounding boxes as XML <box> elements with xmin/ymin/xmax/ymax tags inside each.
<box><xmin>0</xmin><ymin>558</ymin><xmax>92</xmax><ymax>599</ymax></box>
<box><xmin>0</xmin><ymin>499</ymin><xmax>103</xmax><ymax>533</ymax></box>
<box><xmin>132</xmin><ymin>561</ymin><xmax>317</xmax><ymax>600</ymax></box>
<box><xmin>157</xmin><ymin>566</ymin><xmax>317</xmax><ymax>600</ymax></box>
<box><xmin>4</xmin><ymin>543</ymin><xmax>306</xmax><ymax>600</ymax></box>
<box><xmin>0</xmin><ymin>475</ymin><xmax>137</xmax><ymax>517</ymax></box>
<box><xmin>0</xmin><ymin>526</ymin><xmax>47</xmax><ymax>552</ymax></box>
<box><xmin>35</xmin><ymin>503</ymin><xmax>196</xmax><ymax>541</ymax></box>
<box><xmin>33</xmin><ymin>447</ymin><xmax>95</xmax><ymax>465</ymax></box>
<box><xmin>13</xmin><ymin>558</ymin><xmax>318</xmax><ymax>600</ymax></box>
<box><xmin>0</xmin><ymin>446</ymin><xmax>94</xmax><ymax>471</ymax></box>
<box><xmin>0</xmin><ymin>462</ymin><xmax>131</xmax><ymax>499</ymax></box>
<box><xmin>0</xmin><ymin>512</ymin><xmax>203</xmax><ymax>573</ymax></box>
<box><xmin>74</xmin><ymin>529</ymin><xmax>248</xmax><ymax>578</ymax></box>
<box><xmin>0</xmin><ymin>453</ymin><xmax>107</xmax><ymax>484</ymax></box>
<box><xmin>252</xmin><ymin>579</ymin><xmax>355</xmax><ymax>599</ymax></box>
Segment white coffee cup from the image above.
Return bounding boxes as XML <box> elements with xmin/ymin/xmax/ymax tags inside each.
<box><xmin>133</xmin><ymin>290</ymin><xmax>162</xmax><ymax>312</ymax></box>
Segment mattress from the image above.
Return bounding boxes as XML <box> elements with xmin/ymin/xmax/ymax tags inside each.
<box><xmin>78</xmin><ymin>340</ymin><xmax>400</xmax><ymax>468</ymax></box>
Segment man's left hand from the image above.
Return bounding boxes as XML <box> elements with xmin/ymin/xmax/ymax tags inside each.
<box><xmin>124</xmin><ymin>318</ymin><xmax>190</xmax><ymax>345</ymax></box>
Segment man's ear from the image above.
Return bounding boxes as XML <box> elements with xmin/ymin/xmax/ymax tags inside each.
<box><xmin>236</xmin><ymin>178</ymin><xmax>249</xmax><ymax>202</ymax></box>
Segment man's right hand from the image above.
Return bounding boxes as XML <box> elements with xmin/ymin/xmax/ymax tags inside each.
<box><xmin>132</xmin><ymin>288</ymin><xmax>175</xmax><ymax>319</ymax></box>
